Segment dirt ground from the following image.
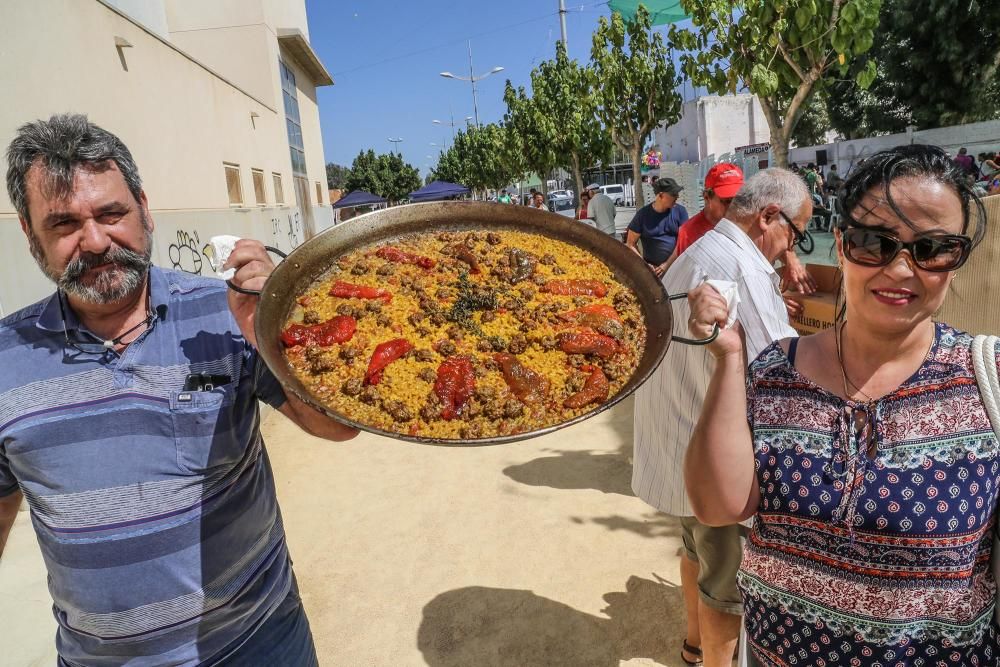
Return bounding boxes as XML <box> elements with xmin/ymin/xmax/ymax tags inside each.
<box><xmin>2</xmin><ymin>396</ymin><xmax>693</xmax><ymax>666</ymax></box>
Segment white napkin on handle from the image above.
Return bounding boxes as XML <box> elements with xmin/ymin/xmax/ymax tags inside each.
<box><xmin>207</xmin><ymin>235</ymin><xmax>241</xmax><ymax>280</ymax></box>
<box><xmin>704</xmin><ymin>279</ymin><xmax>740</xmax><ymax>329</ymax></box>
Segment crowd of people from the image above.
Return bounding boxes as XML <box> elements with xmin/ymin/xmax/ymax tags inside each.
<box><xmin>0</xmin><ymin>113</ymin><xmax>998</xmax><ymax>667</ymax></box>
<box><xmin>953</xmin><ymin>146</ymin><xmax>1000</xmax><ymax>194</ymax></box>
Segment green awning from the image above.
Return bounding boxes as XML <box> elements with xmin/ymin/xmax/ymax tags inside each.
<box><xmin>607</xmin><ymin>0</ymin><xmax>688</xmax><ymax>26</ymax></box>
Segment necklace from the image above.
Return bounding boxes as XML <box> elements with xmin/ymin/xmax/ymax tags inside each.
<box><xmin>835</xmin><ymin>321</ymin><xmax>873</xmax><ymax>402</ymax></box>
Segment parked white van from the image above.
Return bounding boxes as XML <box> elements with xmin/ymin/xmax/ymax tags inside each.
<box><xmin>599</xmin><ymin>184</ymin><xmax>626</xmax><ymax>206</ymax></box>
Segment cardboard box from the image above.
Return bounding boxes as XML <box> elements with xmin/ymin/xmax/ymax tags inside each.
<box><xmin>936</xmin><ymin>194</ymin><xmax>1000</xmax><ymax>334</ymax></box>
<box><xmin>783</xmin><ymin>264</ymin><xmax>841</xmax><ymax>335</ymax></box>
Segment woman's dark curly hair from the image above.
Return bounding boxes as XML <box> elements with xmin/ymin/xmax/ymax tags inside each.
<box><xmin>837</xmin><ymin>144</ymin><xmax>987</xmax><ymax>249</ymax></box>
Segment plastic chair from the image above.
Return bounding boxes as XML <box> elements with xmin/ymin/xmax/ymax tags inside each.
<box><xmin>827</xmin><ymin>195</ymin><xmax>841</xmax><ymax>230</ymax></box>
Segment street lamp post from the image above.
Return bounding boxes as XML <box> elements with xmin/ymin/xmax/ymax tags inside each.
<box><xmin>440</xmin><ymin>41</ymin><xmax>504</xmax><ymax>127</ymax></box>
<box><xmin>388</xmin><ymin>137</ymin><xmax>403</xmax><ymax>153</ymax></box>
<box><xmin>432</xmin><ymin>114</ymin><xmax>473</xmax><ymax>140</ymax></box>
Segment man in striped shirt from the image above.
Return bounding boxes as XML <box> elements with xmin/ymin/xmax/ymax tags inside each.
<box><xmin>631</xmin><ymin>169</ymin><xmax>810</xmax><ymax>667</ymax></box>
<box><xmin>0</xmin><ymin>114</ymin><xmax>357</xmax><ymax>665</ymax></box>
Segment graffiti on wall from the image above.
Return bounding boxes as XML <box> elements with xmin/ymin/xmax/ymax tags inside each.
<box><xmin>168</xmin><ymin>229</ymin><xmax>213</xmax><ymax>275</ymax></box>
<box><xmin>271</xmin><ymin>211</ymin><xmax>303</xmax><ymax>250</ymax></box>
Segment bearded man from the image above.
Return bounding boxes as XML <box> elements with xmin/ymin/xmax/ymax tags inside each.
<box><xmin>0</xmin><ymin>114</ymin><xmax>356</xmax><ymax>666</ymax></box>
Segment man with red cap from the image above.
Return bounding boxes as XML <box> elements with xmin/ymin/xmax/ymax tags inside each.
<box><xmin>674</xmin><ymin>163</ymin><xmax>744</xmax><ymax>256</ymax></box>
<box><xmin>661</xmin><ymin>163</ymin><xmax>817</xmax><ymax>310</ymax></box>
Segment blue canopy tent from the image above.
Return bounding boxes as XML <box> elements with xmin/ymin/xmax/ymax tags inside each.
<box><xmin>607</xmin><ymin>0</ymin><xmax>688</xmax><ymax>25</ymax></box>
<box><xmin>332</xmin><ymin>190</ymin><xmax>387</xmax><ymax>223</ymax></box>
<box><xmin>332</xmin><ymin>190</ymin><xmax>386</xmax><ymax>209</ymax></box>
<box><xmin>409</xmin><ymin>181</ymin><xmax>471</xmax><ymax>202</ymax></box>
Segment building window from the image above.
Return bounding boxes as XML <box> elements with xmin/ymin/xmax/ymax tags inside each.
<box><xmin>251</xmin><ymin>168</ymin><xmax>266</xmax><ymax>206</ymax></box>
<box><xmin>224</xmin><ymin>163</ymin><xmax>243</xmax><ymax>206</ymax></box>
<box><xmin>273</xmin><ymin>173</ymin><xmax>285</xmax><ymax>204</ymax></box>
<box><xmin>280</xmin><ymin>61</ymin><xmax>307</xmax><ymax>176</ymax></box>
<box><xmin>315</xmin><ymin>181</ymin><xmax>323</xmax><ymax>205</ymax></box>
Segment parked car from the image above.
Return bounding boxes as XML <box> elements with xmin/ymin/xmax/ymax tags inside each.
<box><xmin>599</xmin><ymin>184</ymin><xmax>626</xmax><ymax>206</ymax></box>
<box><xmin>547</xmin><ymin>189</ymin><xmax>574</xmax><ymax>211</ymax></box>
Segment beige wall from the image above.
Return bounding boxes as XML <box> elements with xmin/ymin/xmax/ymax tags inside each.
<box><xmin>0</xmin><ymin>0</ymin><xmax>335</xmax><ymax>316</ymax></box>
<box><xmin>167</xmin><ymin>24</ymin><xmax>278</xmax><ymax>108</ymax></box>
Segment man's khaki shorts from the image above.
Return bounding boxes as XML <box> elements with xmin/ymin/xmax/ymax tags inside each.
<box><xmin>679</xmin><ymin>516</ymin><xmax>745</xmax><ymax>615</ymax></box>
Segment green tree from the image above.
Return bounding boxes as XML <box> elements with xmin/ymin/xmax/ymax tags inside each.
<box><xmin>528</xmin><ymin>42</ymin><xmax>611</xmax><ymax>202</ymax></box>
<box><xmin>325</xmin><ymin>162</ymin><xmax>350</xmax><ymax>189</ymax></box>
<box><xmin>430</xmin><ymin>131</ymin><xmax>470</xmax><ymax>187</ymax></box>
<box><xmin>791</xmin><ymin>93</ymin><xmax>833</xmax><ymax>147</ymax></box>
<box><xmin>504</xmin><ymin>82</ymin><xmax>559</xmax><ymax>196</ymax></box>
<box><xmin>344</xmin><ymin>149</ymin><xmax>420</xmax><ymax>204</ymax></box>
<box><xmin>375</xmin><ymin>152</ymin><xmax>421</xmax><ymax>203</ymax></box>
<box><xmin>591</xmin><ymin>5</ymin><xmax>683</xmax><ymax>207</ymax></box>
<box><xmin>827</xmin><ymin>0</ymin><xmax>1000</xmax><ymax>134</ymax></box>
<box><xmin>345</xmin><ymin>149</ymin><xmax>380</xmax><ymax>193</ymax></box>
<box><xmin>825</xmin><ymin>66</ymin><xmax>911</xmax><ymax>139</ymax></box>
<box><xmin>671</xmin><ymin>0</ymin><xmax>882</xmax><ymax>166</ymax></box>
<box><xmin>464</xmin><ymin>123</ymin><xmax>524</xmax><ymax>195</ymax></box>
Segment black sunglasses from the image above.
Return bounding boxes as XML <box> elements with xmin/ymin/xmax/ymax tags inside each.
<box><xmin>58</xmin><ymin>291</ymin><xmax>156</xmax><ymax>355</ymax></box>
<box><xmin>839</xmin><ymin>225</ymin><xmax>972</xmax><ymax>272</ymax></box>
<box><xmin>778</xmin><ymin>211</ymin><xmax>814</xmax><ymax>254</ymax></box>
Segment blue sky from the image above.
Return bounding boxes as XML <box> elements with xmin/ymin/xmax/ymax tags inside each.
<box><xmin>305</xmin><ymin>0</ymin><xmax>672</xmax><ymax>178</ymax></box>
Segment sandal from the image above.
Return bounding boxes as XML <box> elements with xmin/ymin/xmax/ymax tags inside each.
<box><xmin>681</xmin><ymin>640</ymin><xmax>704</xmax><ymax>666</ymax></box>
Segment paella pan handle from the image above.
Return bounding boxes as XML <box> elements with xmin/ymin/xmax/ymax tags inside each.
<box><xmin>666</xmin><ymin>292</ymin><xmax>720</xmax><ymax>346</ymax></box>
<box><xmin>226</xmin><ymin>246</ymin><xmax>288</xmax><ymax>296</ymax></box>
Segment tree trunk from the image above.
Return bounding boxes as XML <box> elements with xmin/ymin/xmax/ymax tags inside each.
<box><xmin>758</xmin><ymin>97</ymin><xmax>791</xmax><ymax>168</ymax></box>
<box><xmin>570</xmin><ymin>152</ymin><xmax>584</xmax><ymax>206</ymax></box>
<box><xmin>771</xmin><ymin>137</ymin><xmax>790</xmax><ymax>169</ymax></box>
<box><xmin>631</xmin><ymin>143</ymin><xmax>644</xmax><ymax>208</ymax></box>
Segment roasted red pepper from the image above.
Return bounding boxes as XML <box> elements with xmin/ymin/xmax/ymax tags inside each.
<box><xmin>281</xmin><ymin>315</ymin><xmax>356</xmax><ymax>348</ymax></box>
<box><xmin>364</xmin><ymin>338</ymin><xmax>414</xmax><ymax>385</ymax></box>
<box><xmin>495</xmin><ymin>353</ymin><xmax>549</xmax><ymax>404</ymax></box>
<box><xmin>558</xmin><ymin>329</ymin><xmax>619</xmax><ymax>359</ymax></box>
<box><xmin>559</xmin><ymin>304</ymin><xmax>624</xmax><ymax>339</ymax></box>
<box><xmin>541</xmin><ymin>279</ymin><xmax>608</xmax><ymax>297</ymax></box>
<box><xmin>330</xmin><ymin>280</ymin><xmax>393</xmax><ymax>303</ymax></box>
<box><xmin>563</xmin><ymin>365</ymin><xmax>609</xmax><ymax>408</ymax></box>
<box><xmin>375</xmin><ymin>246</ymin><xmax>436</xmax><ymax>269</ymax></box>
<box><xmin>434</xmin><ymin>356</ymin><xmax>476</xmax><ymax>420</ymax></box>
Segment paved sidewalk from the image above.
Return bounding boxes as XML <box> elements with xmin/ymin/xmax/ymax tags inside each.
<box><xmin>1</xmin><ymin>396</ymin><xmax>692</xmax><ymax>666</ymax></box>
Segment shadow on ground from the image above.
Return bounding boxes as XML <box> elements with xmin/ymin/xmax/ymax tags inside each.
<box><xmin>572</xmin><ymin>512</ymin><xmax>682</xmax><ymax>540</ymax></box>
<box><xmin>417</xmin><ymin>574</ymin><xmax>683</xmax><ymax>667</ymax></box>
<box><xmin>503</xmin><ymin>396</ymin><xmax>637</xmax><ymax>497</ymax></box>
<box><xmin>502</xmin><ymin>447</ymin><xmax>635</xmax><ymax>496</ymax></box>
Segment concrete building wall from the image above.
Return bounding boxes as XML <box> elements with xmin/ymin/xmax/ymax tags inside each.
<box><xmin>655</xmin><ymin>94</ymin><xmax>772</xmax><ymax>163</ymax></box>
<box><xmin>0</xmin><ymin>0</ymin><xmax>332</xmax><ymax>317</ymax></box>
<box><xmin>788</xmin><ymin>119</ymin><xmax>1000</xmax><ymax>176</ymax></box>
<box><xmin>166</xmin><ymin>24</ymin><xmax>278</xmax><ymax>108</ymax></box>
<box><xmin>104</xmin><ymin>0</ymin><xmax>169</xmax><ymax>37</ymax></box>
<box><xmin>655</xmin><ymin>99</ymin><xmax>700</xmax><ymax>163</ymax></box>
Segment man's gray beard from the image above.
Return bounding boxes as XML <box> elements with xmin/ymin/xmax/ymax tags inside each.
<box><xmin>28</xmin><ymin>221</ymin><xmax>154</xmax><ymax>304</ymax></box>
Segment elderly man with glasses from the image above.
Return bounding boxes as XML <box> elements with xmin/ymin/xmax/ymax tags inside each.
<box><xmin>0</xmin><ymin>114</ymin><xmax>357</xmax><ymax>666</ymax></box>
<box><xmin>631</xmin><ymin>168</ymin><xmax>812</xmax><ymax>667</ymax></box>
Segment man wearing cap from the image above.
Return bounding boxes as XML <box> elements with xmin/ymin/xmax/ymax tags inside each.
<box><xmin>632</xmin><ymin>168</ymin><xmax>812</xmax><ymax>667</ymax></box>
<box><xmin>625</xmin><ymin>177</ymin><xmax>688</xmax><ymax>277</ymax></box>
<box><xmin>584</xmin><ymin>183</ymin><xmax>617</xmax><ymax>235</ymax></box>
<box><xmin>662</xmin><ymin>165</ymin><xmax>818</xmax><ymax>313</ymax></box>
<box><xmin>673</xmin><ymin>163</ymin><xmax>744</xmax><ymax>258</ymax></box>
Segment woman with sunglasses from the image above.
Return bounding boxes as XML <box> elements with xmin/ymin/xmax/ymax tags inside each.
<box><xmin>684</xmin><ymin>144</ymin><xmax>994</xmax><ymax>666</ymax></box>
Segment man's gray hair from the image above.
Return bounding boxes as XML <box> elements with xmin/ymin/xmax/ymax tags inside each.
<box><xmin>6</xmin><ymin>113</ymin><xmax>143</xmax><ymax>223</ymax></box>
<box><xmin>727</xmin><ymin>168</ymin><xmax>809</xmax><ymax>220</ymax></box>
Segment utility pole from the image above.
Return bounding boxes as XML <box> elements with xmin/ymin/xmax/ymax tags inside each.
<box><xmin>467</xmin><ymin>41</ymin><xmax>480</xmax><ymax>128</ymax></box>
<box><xmin>559</xmin><ymin>0</ymin><xmax>568</xmax><ymax>49</ymax></box>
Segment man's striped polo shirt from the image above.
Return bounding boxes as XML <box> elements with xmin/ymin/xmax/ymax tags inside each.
<box><xmin>0</xmin><ymin>266</ymin><xmax>293</xmax><ymax>666</ymax></box>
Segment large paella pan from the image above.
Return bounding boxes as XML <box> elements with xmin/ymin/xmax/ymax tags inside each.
<box><xmin>248</xmin><ymin>201</ymin><xmax>710</xmax><ymax>445</ymax></box>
